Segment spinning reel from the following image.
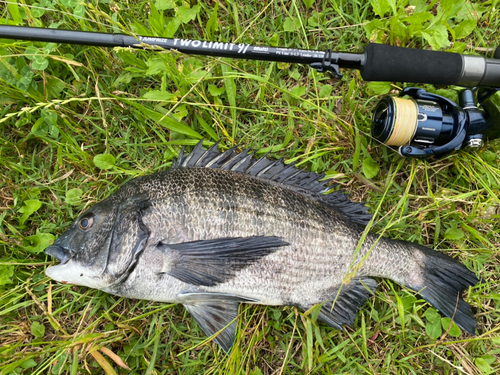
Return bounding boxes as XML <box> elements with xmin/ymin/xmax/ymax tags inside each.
<box><xmin>371</xmin><ymin>87</ymin><xmax>500</xmax><ymax>158</ymax></box>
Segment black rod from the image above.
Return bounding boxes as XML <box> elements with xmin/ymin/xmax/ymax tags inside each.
<box><xmin>1</xmin><ymin>25</ymin><xmax>500</xmax><ymax>87</ymax></box>
<box><xmin>0</xmin><ymin>25</ymin><xmax>365</xmax><ymax>69</ymax></box>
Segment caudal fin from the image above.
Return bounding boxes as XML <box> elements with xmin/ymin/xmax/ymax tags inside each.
<box><xmin>411</xmin><ymin>244</ymin><xmax>478</xmax><ymax>334</ymax></box>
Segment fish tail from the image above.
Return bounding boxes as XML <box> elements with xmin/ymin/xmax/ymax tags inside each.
<box><xmin>402</xmin><ymin>243</ymin><xmax>479</xmax><ymax>334</ymax></box>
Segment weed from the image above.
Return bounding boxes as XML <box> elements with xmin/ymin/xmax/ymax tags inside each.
<box><xmin>1</xmin><ymin>0</ymin><xmax>499</xmax><ymax>374</ymax></box>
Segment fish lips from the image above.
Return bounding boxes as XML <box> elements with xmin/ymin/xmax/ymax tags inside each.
<box><xmin>45</xmin><ymin>244</ymin><xmax>107</xmax><ymax>288</ymax></box>
<box><xmin>46</xmin><ymin>245</ymin><xmax>75</xmax><ymax>264</ymax></box>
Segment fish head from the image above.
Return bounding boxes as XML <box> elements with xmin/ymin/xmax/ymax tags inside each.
<box><xmin>45</xmin><ymin>193</ymin><xmax>150</xmax><ymax>289</ymax></box>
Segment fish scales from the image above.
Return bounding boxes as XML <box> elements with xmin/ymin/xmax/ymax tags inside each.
<box><xmin>45</xmin><ymin>141</ymin><xmax>479</xmax><ymax>351</ymax></box>
<box><xmin>137</xmin><ymin>169</ymin><xmax>372</xmax><ymax>301</ymax></box>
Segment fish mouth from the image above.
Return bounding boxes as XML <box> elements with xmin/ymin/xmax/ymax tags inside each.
<box><xmin>45</xmin><ymin>245</ymin><xmax>75</xmax><ymax>264</ymax></box>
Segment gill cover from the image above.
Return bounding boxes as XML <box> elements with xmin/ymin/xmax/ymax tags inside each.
<box><xmin>105</xmin><ymin>198</ymin><xmax>150</xmax><ymax>284</ymax></box>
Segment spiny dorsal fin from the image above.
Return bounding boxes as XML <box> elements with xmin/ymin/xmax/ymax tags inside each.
<box><xmin>172</xmin><ymin>140</ymin><xmax>372</xmax><ymax>226</ymax></box>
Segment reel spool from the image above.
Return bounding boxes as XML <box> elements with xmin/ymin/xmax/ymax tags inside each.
<box><xmin>372</xmin><ymin>96</ymin><xmax>455</xmax><ymax>147</ymax></box>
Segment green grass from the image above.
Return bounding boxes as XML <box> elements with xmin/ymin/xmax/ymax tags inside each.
<box><xmin>1</xmin><ymin>0</ymin><xmax>500</xmax><ymax>374</ymax></box>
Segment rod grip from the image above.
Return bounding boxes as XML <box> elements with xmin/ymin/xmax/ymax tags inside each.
<box><xmin>361</xmin><ymin>43</ymin><xmax>463</xmax><ymax>85</ymax></box>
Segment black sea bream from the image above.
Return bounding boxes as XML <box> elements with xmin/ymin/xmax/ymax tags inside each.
<box><xmin>45</xmin><ymin>141</ymin><xmax>478</xmax><ymax>351</ymax></box>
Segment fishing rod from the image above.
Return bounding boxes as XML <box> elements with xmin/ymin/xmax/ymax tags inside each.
<box><xmin>1</xmin><ymin>25</ymin><xmax>500</xmax><ymax>158</ymax></box>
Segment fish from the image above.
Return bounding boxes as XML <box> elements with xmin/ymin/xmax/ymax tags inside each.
<box><xmin>45</xmin><ymin>140</ymin><xmax>479</xmax><ymax>351</ymax></box>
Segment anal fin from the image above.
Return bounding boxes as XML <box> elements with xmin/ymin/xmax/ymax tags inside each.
<box><xmin>307</xmin><ymin>277</ymin><xmax>377</xmax><ymax>330</ymax></box>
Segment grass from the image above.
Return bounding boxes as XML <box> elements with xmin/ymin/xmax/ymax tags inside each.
<box><xmin>1</xmin><ymin>0</ymin><xmax>500</xmax><ymax>374</ymax></box>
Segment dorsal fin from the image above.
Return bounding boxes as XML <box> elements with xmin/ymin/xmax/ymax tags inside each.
<box><xmin>172</xmin><ymin>140</ymin><xmax>372</xmax><ymax>226</ymax></box>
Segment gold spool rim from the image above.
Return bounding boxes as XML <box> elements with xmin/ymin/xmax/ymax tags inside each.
<box><xmin>385</xmin><ymin>97</ymin><xmax>418</xmax><ymax>146</ymax></box>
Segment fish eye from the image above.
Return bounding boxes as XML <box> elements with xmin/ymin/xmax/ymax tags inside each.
<box><xmin>78</xmin><ymin>215</ymin><xmax>95</xmax><ymax>231</ymax></box>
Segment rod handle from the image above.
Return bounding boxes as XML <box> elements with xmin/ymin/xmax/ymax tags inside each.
<box><xmin>361</xmin><ymin>43</ymin><xmax>463</xmax><ymax>85</ymax></box>
<box><xmin>362</xmin><ymin>43</ymin><xmax>500</xmax><ymax>87</ymax></box>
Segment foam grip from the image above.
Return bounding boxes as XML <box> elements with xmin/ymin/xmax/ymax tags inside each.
<box><xmin>361</xmin><ymin>43</ymin><xmax>463</xmax><ymax>85</ymax></box>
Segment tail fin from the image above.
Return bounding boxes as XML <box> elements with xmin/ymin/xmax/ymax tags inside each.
<box><xmin>411</xmin><ymin>244</ymin><xmax>479</xmax><ymax>334</ymax></box>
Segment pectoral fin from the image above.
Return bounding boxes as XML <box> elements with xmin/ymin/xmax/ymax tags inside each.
<box><xmin>183</xmin><ymin>301</ymin><xmax>239</xmax><ymax>352</ymax></box>
<box><xmin>158</xmin><ymin>236</ymin><xmax>288</xmax><ymax>286</ymax></box>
